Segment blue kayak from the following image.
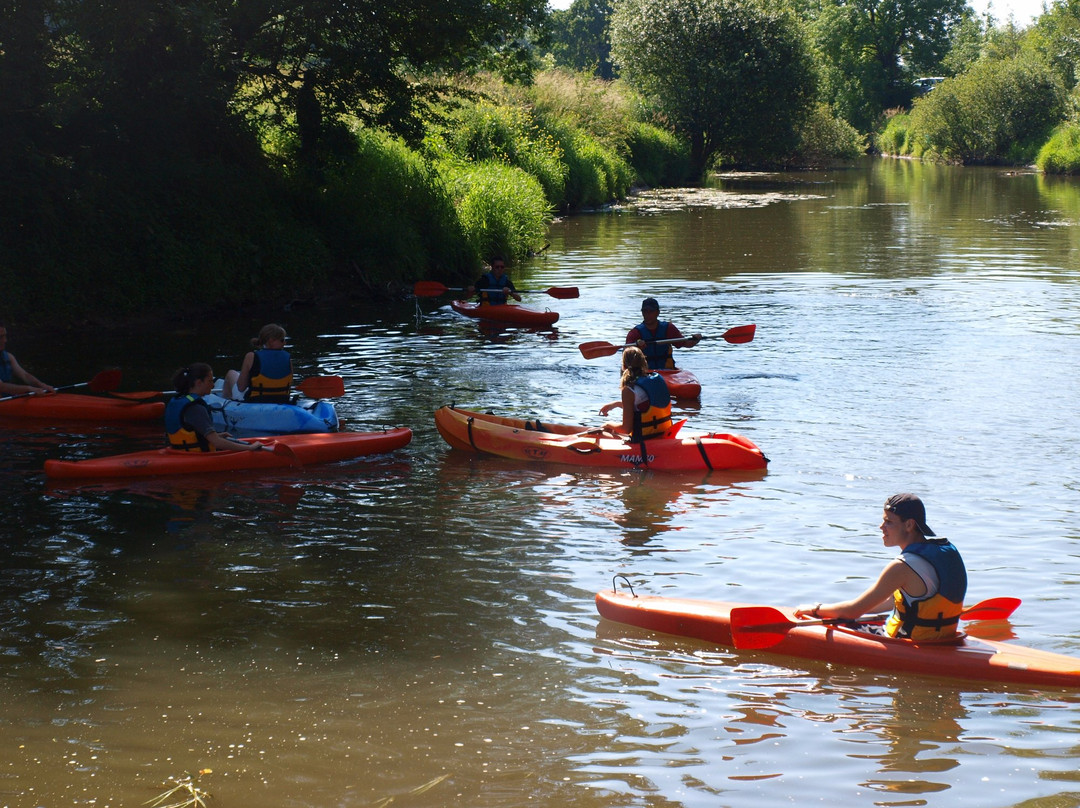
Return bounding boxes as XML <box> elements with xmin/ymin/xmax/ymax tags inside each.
<box><xmin>205</xmin><ymin>389</ymin><xmax>338</xmax><ymax>436</ymax></box>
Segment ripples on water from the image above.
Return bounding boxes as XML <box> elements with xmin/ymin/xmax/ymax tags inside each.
<box><xmin>2</xmin><ymin>161</ymin><xmax>1080</xmax><ymax>807</ymax></box>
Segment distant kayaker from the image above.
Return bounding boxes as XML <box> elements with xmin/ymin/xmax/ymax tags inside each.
<box><xmin>222</xmin><ymin>323</ymin><xmax>294</xmax><ymax>403</ymax></box>
<box><xmin>598</xmin><ymin>346</ymin><xmax>673</xmax><ymax>440</ymax></box>
<box><xmin>627</xmin><ymin>298</ymin><xmax>701</xmax><ymax>370</ymax></box>
<box><xmin>166</xmin><ymin>363</ymin><xmax>267</xmax><ymax>453</ymax></box>
<box><xmin>794</xmin><ymin>494</ymin><xmax>968</xmax><ymax>641</ymax></box>
<box><xmin>472</xmin><ymin>258</ymin><xmax>522</xmax><ymax>305</ymax></box>
<box><xmin>0</xmin><ymin>324</ymin><xmax>54</xmax><ymax>396</ymax></box>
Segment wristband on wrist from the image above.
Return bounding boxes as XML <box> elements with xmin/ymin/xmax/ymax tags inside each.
<box><xmin>811</xmin><ymin>603</ymin><xmax>822</xmax><ymax>618</ymax></box>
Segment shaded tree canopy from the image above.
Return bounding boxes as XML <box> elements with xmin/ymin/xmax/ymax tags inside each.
<box><xmin>549</xmin><ymin>0</ymin><xmax>615</xmax><ymax>80</ymax></box>
<box><xmin>813</xmin><ymin>0</ymin><xmax>967</xmax><ymax>131</ymax></box>
<box><xmin>610</xmin><ymin>0</ymin><xmax>816</xmax><ymax>175</ymax></box>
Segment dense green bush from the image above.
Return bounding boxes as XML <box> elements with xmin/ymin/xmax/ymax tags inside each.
<box><xmin>438</xmin><ymin>101</ymin><xmax>569</xmax><ymax>206</ymax></box>
<box><xmin>794</xmin><ymin>104</ymin><xmax>866</xmax><ymax>164</ymax></box>
<box><xmin>624</xmin><ymin>122</ymin><xmax>693</xmax><ymax>186</ymax></box>
<box><xmin>905</xmin><ymin>55</ymin><xmax>1066</xmax><ymax>164</ymax></box>
<box><xmin>0</xmin><ymin>154</ymin><xmax>330</xmax><ymax>320</ymax></box>
<box><xmin>877</xmin><ymin>111</ymin><xmax>911</xmax><ymax>156</ymax></box>
<box><xmin>1036</xmin><ymin>122</ymin><xmax>1080</xmax><ymax>174</ymax></box>
<box><xmin>538</xmin><ymin>117</ymin><xmax>634</xmax><ymax>208</ymax></box>
<box><xmin>436</xmin><ymin>158</ymin><xmax>552</xmax><ymax>264</ymax></box>
<box><xmin>316</xmin><ymin>128</ymin><xmax>472</xmax><ymax>280</ymax></box>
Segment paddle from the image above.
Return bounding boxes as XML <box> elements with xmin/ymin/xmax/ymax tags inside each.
<box><xmin>108</xmin><ymin>375</ymin><xmax>346</xmax><ymax>403</ymax></box>
<box><xmin>413</xmin><ymin>280</ymin><xmax>579</xmax><ymax>299</ymax></box>
<box><xmin>294</xmin><ymin>375</ymin><xmax>345</xmax><ymax>398</ymax></box>
<box><xmin>270</xmin><ymin>441</ymin><xmax>301</xmax><ymax>466</ymax></box>
<box><xmin>578</xmin><ymin>324</ymin><xmax>756</xmax><ymax>360</ymax></box>
<box><xmin>730</xmin><ymin>597</ymin><xmax>1022</xmax><ymax>650</ymax></box>
<box><xmin>0</xmin><ymin>368</ymin><xmax>122</xmax><ymax>403</ymax></box>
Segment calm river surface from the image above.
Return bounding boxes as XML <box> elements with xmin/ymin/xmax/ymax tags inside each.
<box><xmin>2</xmin><ymin>158</ymin><xmax>1080</xmax><ymax>808</ymax></box>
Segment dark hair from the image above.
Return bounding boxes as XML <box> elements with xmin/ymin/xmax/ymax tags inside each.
<box><xmin>172</xmin><ymin>362</ymin><xmax>213</xmax><ymax>395</ymax></box>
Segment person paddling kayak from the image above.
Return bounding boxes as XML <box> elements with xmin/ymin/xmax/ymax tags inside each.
<box><xmin>795</xmin><ymin>494</ymin><xmax>967</xmax><ymax>641</ymax></box>
<box><xmin>0</xmin><ymin>324</ymin><xmax>54</xmax><ymax>396</ymax></box>
<box><xmin>166</xmin><ymin>363</ymin><xmax>267</xmax><ymax>453</ymax></box>
<box><xmin>627</xmin><ymin>298</ymin><xmax>701</xmax><ymax>370</ymax></box>
<box><xmin>471</xmin><ymin>257</ymin><xmax>522</xmax><ymax>305</ymax></box>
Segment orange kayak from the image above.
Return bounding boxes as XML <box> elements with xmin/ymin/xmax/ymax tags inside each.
<box><xmin>596</xmin><ymin>589</ymin><xmax>1080</xmax><ymax>689</ymax></box>
<box><xmin>0</xmin><ymin>392</ymin><xmax>164</xmax><ymax>421</ymax></box>
<box><xmin>657</xmin><ymin>368</ymin><xmax>701</xmax><ymax>399</ymax></box>
<box><xmin>450</xmin><ymin>300</ymin><xmax>559</xmax><ymax>326</ymax></box>
<box><xmin>44</xmin><ymin>428</ymin><xmax>412</xmax><ymax>479</ymax></box>
<box><xmin>434</xmin><ymin>406</ymin><xmax>767</xmax><ymax>472</ymax></box>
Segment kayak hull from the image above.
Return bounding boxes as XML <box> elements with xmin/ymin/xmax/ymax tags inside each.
<box><xmin>450</xmin><ymin>300</ymin><xmax>559</xmax><ymax>326</ymax></box>
<box><xmin>0</xmin><ymin>393</ymin><xmax>165</xmax><ymax>422</ymax></box>
<box><xmin>434</xmin><ymin>406</ymin><xmax>767</xmax><ymax>472</ymax></box>
<box><xmin>596</xmin><ymin>590</ymin><xmax>1080</xmax><ymax>689</ymax></box>
<box><xmin>657</xmin><ymin>368</ymin><xmax>701</xmax><ymax>399</ymax></box>
<box><xmin>44</xmin><ymin>428</ymin><xmax>412</xmax><ymax>479</ymax></box>
<box><xmin>204</xmin><ymin>392</ymin><xmax>338</xmax><ymax>435</ymax></box>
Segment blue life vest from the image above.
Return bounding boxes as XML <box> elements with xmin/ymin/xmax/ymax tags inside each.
<box><xmin>885</xmin><ymin>539</ymin><xmax>967</xmax><ymax>640</ymax></box>
<box><xmin>164</xmin><ymin>394</ymin><xmax>213</xmax><ymax>452</ymax></box>
<box><xmin>631</xmin><ymin>373</ymin><xmax>673</xmax><ymax>440</ymax></box>
<box><xmin>0</xmin><ymin>351</ymin><xmax>11</xmax><ymax>383</ymax></box>
<box><xmin>246</xmin><ymin>349</ymin><xmax>292</xmax><ymax>402</ymax></box>
<box><xmin>478</xmin><ymin>271</ymin><xmax>514</xmax><ymax>305</ymax></box>
<box><xmin>634</xmin><ymin>321</ymin><xmax>674</xmax><ymax>369</ymax></box>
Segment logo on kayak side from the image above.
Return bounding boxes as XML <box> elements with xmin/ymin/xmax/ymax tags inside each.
<box><xmin>523</xmin><ymin>448</ymin><xmax>548</xmax><ymax>459</ymax></box>
<box><xmin>619</xmin><ymin>453</ymin><xmax>654</xmax><ymax>465</ymax></box>
<box><xmin>121</xmin><ymin>459</ymin><xmax>152</xmax><ymax>468</ymax></box>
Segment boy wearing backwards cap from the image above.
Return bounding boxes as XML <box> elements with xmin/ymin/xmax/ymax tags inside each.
<box><xmin>794</xmin><ymin>494</ymin><xmax>967</xmax><ymax>641</ymax></box>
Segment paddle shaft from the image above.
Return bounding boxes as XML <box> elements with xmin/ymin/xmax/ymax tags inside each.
<box><xmin>775</xmin><ymin>599</ymin><xmax>1019</xmax><ymax>628</ymax></box>
<box><xmin>109</xmin><ymin>375</ymin><xmax>344</xmax><ymax>403</ymax></box>
<box><xmin>579</xmin><ymin>325</ymin><xmax>755</xmax><ymax>360</ymax></box>
<box><xmin>731</xmin><ymin>597</ymin><xmax>1021</xmax><ymax>649</ymax></box>
<box><xmin>0</xmin><ymin>369</ymin><xmax>121</xmax><ymax>403</ymax></box>
<box><xmin>413</xmin><ymin>280</ymin><xmax>578</xmax><ymax>299</ymax></box>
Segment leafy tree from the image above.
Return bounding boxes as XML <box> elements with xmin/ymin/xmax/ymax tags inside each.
<box><xmin>906</xmin><ymin>53</ymin><xmax>1065</xmax><ymax>163</ymax></box>
<box><xmin>549</xmin><ymin>0</ymin><xmax>615</xmax><ymax>79</ymax></box>
<box><xmin>1026</xmin><ymin>0</ymin><xmax>1080</xmax><ymax>91</ymax></box>
<box><xmin>812</xmin><ymin>0</ymin><xmax>966</xmax><ymax>132</ymax></box>
<box><xmin>224</xmin><ymin>0</ymin><xmax>549</xmax><ymax>164</ymax></box>
<box><xmin>610</xmin><ymin>0</ymin><xmax>816</xmax><ymax>176</ymax></box>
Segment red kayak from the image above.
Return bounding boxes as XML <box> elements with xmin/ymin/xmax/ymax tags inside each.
<box><xmin>596</xmin><ymin>589</ymin><xmax>1080</xmax><ymax>689</ymax></box>
<box><xmin>44</xmin><ymin>428</ymin><xmax>412</xmax><ymax>479</ymax></box>
<box><xmin>0</xmin><ymin>392</ymin><xmax>164</xmax><ymax>421</ymax></box>
<box><xmin>450</xmin><ymin>300</ymin><xmax>559</xmax><ymax>327</ymax></box>
<box><xmin>657</xmin><ymin>368</ymin><xmax>701</xmax><ymax>399</ymax></box>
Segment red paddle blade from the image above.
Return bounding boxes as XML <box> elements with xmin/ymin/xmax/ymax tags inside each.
<box><xmin>578</xmin><ymin>341</ymin><xmax>620</xmax><ymax>360</ymax></box>
<box><xmin>296</xmin><ymin>375</ymin><xmax>346</xmax><ymax>398</ymax></box>
<box><xmin>729</xmin><ymin>606</ymin><xmax>796</xmax><ymax>649</ymax></box>
<box><xmin>271</xmin><ymin>441</ymin><xmax>301</xmax><ymax>466</ymax></box>
<box><xmin>88</xmin><ymin>369</ymin><xmax>123</xmax><ymax>392</ymax></box>
<box><xmin>961</xmin><ymin>597</ymin><xmax>1020</xmax><ymax>621</ymax></box>
<box><xmin>413</xmin><ymin>280</ymin><xmax>452</xmax><ymax>297</ymax></box>
<box><xmin>546</xmin><ymin>286</ymin><xmax>579</xmax><ymax>299</ymax></box>
<box><xmin>721</xmin><ymin>324</ymin><xmax>756</xmax><ymax>344</ymax></box>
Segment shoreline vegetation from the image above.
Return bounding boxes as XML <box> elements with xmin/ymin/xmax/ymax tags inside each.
<box><xmin>4</xmin><ymin>0</ymin><xmax>1080</xmax><ymax>329</ymax></box>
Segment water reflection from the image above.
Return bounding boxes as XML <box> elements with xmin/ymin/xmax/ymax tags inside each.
<box><xmin>4</xmin><ymin>160</ymin><xmax>1080</xmax><ymax>806</ymax></box>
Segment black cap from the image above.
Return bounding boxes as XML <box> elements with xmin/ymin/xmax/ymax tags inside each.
<box><xmin>884</xmin><ymin>493</ymin><xmax>935</xmax><ymax>536</ymax></box>
<box><xmin>641</xmin><ymin>297</ymin><xmax>660</xmax><ymax>311</ymax></box>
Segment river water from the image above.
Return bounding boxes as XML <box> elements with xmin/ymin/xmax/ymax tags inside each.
<box><xmin>2</xmin><ymin>158</ymin><xmax>1079</xmax><ymax>808</ymax></box>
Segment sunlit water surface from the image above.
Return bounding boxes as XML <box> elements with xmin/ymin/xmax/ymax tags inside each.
<box><xmin>2</xmin><ymin>159</ymin><xmax>1079</xmax><ymax>808</ymax></box>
